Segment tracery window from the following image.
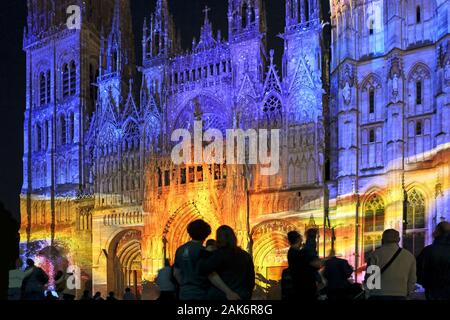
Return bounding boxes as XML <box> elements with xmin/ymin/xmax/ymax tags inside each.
<box><xmin>404</xmin><ymin>189</ymin><xmax>426</xmax><ymax>256</ymax></box>
<box><xmin>363</xmin><ymin>195</ymin><xmax>385</xmax><ymax>258</ymax></box>
<box><xmin>263</xmin><ymin>94</ymin><xmax>282</xmax><ymax>128</ymax></box>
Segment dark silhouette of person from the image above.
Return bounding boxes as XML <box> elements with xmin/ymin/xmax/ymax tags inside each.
<box><xmin>0</xmin><ymin>201</ymin><xmax>20</xmax><ymax>300</ymax></box>
<box><xmin>417</xmin><ymin>221</ymin><xmax>450</xmax><ymax>300</ymax></box>
<box><xmin>322</xmin><ymin>250</ymin><xmax>354</xmax><ymax>300</ymax></box>
<box><xmin>199</xmin><ymin>225</ymin><xmax>255</xmax><ymax>301</ymax></box>
<box><xmin>93</xmin><ymin>291</ymin><xmax>104</xmax><ymax>301</ymax></box>
<box><xmin>122</xmin><ymin>287</ymin><xmax>136</xmax><ymax>300</ymax></box>
<box><xmin>156</xmin><ymin>259</ymin><xmax>177</xmax><ymax>301</ymax></box>
<box><xmin>287</xmin><ymin>230</ymin><xmax>321</xmax><ymax>300</ymax></box>
<box><xmin>173</xmin><ymin>219</ymin><xmax>212</xmax><ymax>300</ymax></box>
<box><xmin>45</xmin><ymin>290</ymin><xmax>58</xmax><ymax>300</ymax></box>
<box><xmin>106</xmin><ymin>291</ymin><xmax>117</xmax><ymax>300</ymax></box>
<box><xmin>21</xmin><ymin>258</ymin><xmax>49</xmax><ymax>300</ymax></box>
<box><xmin>205</xmin><ymin>239</ymin><xmax>217</xmax><ymax>252</ymax></box>
<box><xmin>80</xmin><ymin>290</ymin><xmax>92</xmax><ymax>300</ymax></box>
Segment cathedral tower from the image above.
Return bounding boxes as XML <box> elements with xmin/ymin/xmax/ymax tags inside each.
<box><xmin>228</xmin><ymin>0</ymin><xmax>265</xmax><ymax>85</ymax></box>
<box><xmin>21</xmin><ymin>0</ymin><xmax>116</xmax><ymax>293</ymax></box>
<box><xmin>97</xmin><ymin>0</ymin><xmax>135</xmax><ymax>108</ymax></box>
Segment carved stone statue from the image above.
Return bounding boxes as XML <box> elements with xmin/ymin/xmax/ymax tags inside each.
<box><xmin>342</xmin><ymin>81</ymin><xmax>351</xmax><ymax>105</ymax></box>
<box><xmin>391</xmin><ymin>73</ymin><xmax>399</xmax><ymax>102</ymax></box>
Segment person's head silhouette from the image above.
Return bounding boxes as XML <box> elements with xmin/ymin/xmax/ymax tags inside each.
<box><xmin>287</xmin><ymin>231</ymin><xmax>302</xmax><ymax>249</ymax></box>
<box><xmin>382</xmin><ymin>229</ymin><xmax>400</xmax><ymax>245</ymax></box>
<box><xmin>433</xmin><ymin>221</ymin><xmax>450</xmax><ymax>239</ymax></box>
<box><xmin>187</xmin><ymin>219</ymin><xmax>211</xmax><ymax>243</ymax></box>
<box><xmin>26</xmin><ymin>258</ymin><xmax>35</xmax><ymax>268</ymax></box>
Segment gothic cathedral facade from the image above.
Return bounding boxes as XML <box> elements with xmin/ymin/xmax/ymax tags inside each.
<box><xmin>20</xmin><ymin>0</ymin><xmax>450</xmax><ymax>297</ymax></box>
<box><xmin>21</xmin><ymin>0</ymin><xmax>327</xmax><ymax>296</ymax></box>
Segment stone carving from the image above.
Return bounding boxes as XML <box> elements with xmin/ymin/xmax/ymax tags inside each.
<box><xmin>388</xmin><ymin>56</ymin><xmax>402</xmax><ymax>103</ymax></box>
<box><xmin>340</xmin><ymin>64</ymin><xmax>354</xmax><ymax>105</ymax></box>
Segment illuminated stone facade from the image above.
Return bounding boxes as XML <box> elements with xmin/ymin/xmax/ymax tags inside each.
<box><xmin>20</xmin><ymin>0</ymin><xmax>328</xmax><ymax>297</ymax></box>
<box><xmin>329</xmin><ymin>0</ymin><xmax>450</xmax><ymax>277</ymax></box>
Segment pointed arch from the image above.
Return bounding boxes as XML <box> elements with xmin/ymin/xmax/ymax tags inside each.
<box><xmin>360</xmin><ymin>73</ymin><xmax>383</xmax><ymax>92</ymax></box>
<box><xmin>403</xmin><ymin>185</ymin><xmax>428</xmax><ymax>256</ymax></box>
<box><xmin>98</xmin><ymin>121</ymin><xmax>119</xmax><ymax>146</ymax></box>
<box><xmin>263</xmin><ymin>65</ymin><xmax>283</xmax><ymax>95</ymax></box>
<box><xmin>362</xmin><ymin>192</ymin><xmax>385</xmax><ymax>259</ymax></box>
<box><xmin>407</xmin><ymin>62</ymin><xmax>431</xmax><ymax>82</ymax></box>
<box><xmin>262</xmin><ymin>92</ymin><xmax>283</xmax><ymax>128</ymax></box>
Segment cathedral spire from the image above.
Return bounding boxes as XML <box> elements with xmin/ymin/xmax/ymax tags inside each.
<box><xmin>194</xmin><ymin>6</ymin><xmax>217</xmax><ymax>52</ymax></box>
<box><xmin>228</xmin><ymin>0</ymin><xmax>261</xmax><ymax>42</ymax></box>
<box><xmin>100</xmin><ymin>0</ymin><xmax>134</xmax><ymax>77</ymax></box>
<box><xmin>286</xmin><ymin>0</ymin><xmax>320</xmax><ymax>30</ymax></box>
<box><xmin>144</xmin><ymin>0</ymin><xmax>173</xmax><ymax>60</ymax></box>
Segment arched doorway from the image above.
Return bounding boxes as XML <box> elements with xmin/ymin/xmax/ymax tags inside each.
<box><xmin>404</xmin><ymin>189</ymin><xmax>426</xmax><ymax>256</ymax></box>
<box><xmin>251</xmin><ymin>220</ymin><xmax>296</xmax><ymax>299</ymax></box>
<box><xmin>162</xmin><ymin>202</ymin><xmax>219</xmax><ymax>263</ymax></box>
<box><xmin>107</xmin><ymin>230</ymin><xmax>142</xmax><ymax>298</ymax></box>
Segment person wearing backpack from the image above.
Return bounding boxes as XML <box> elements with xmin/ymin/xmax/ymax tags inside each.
<box><xmin>364</xmin><ymin>229</ymin><xmax>416</xmax><ymax>300</ymax></box>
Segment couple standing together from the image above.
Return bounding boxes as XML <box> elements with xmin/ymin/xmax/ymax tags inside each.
<box><xmin>173</xmin><ymin>220</ymin><xmax>255</xmax><ymax>300</ymax></box>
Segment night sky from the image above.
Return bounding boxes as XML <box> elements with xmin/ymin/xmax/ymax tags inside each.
<box><xmin>0</xmin><ymin>0</ymin><xmax>322</xmax><ymax>221</ymax></box>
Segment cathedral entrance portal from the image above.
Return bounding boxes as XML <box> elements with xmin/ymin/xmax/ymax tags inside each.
<box><xmin>162</xmin><ymin>201</ymin><xmax>219</xmax><ymax>263</ymax></box>
<box><xmin>251</xmin><ymin>220</ymin><xmax>296</xmax><ymax>299</ymax></box>
<box><xmin>107</xmin><ymin>230</ymin><xmax>142</xmax><ymax>298</ymax></box>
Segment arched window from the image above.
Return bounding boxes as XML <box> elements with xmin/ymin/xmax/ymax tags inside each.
<box><xmin>369</xmin><ymin>89</ymin><xmax>375</xmax><ymax>114</ymax></box>
<box><xmin>364</xmin><ymin>195</ymin><xmax>384</xmax><ymax>233</ymax></box>
<box><xmin>304</xmin><ymin>0</ymin><xmax>310</xmax><ymax>22</ymax></box>
<box><xmin>415</xmin><ymin>120</ymin><xmax>423</xmax><ymax>136</ymax></box>
<box><xmin>46</xmin><ymin>70</ymin><xmax>51</xmax><ymax>101</ymax></box>
<box><xmin>40</xmin><ymin>73</ymin><xmax>46</xmax><ymax>105</ymax></box>
<box><xmin>369</xmin><ymin>129</ymin><xmax>375</xmax><ymax>143</ymax></box>
<box><xmin>39</xmin><ymin>71</ymin><xmax>51</xmax><ymax>105</ymax></box>
<box><xmin>363</xmin><ymin>195</ymin><xmax>385</xmax><ymax>257</ymax></box>
<box><xmin>70</xmin><ymin>60</ymin><xmax>76</xmax><ymax>95</ymax></box>
<box><xmin>406</xmin><ymin>189</ymin><xmax>425</xmax><ymax>230</ymax></box>
<box><xmin>404</xmin><ymin>189</ymin><xmax>426</xmax><ymax>256</ymax></box>
<box><xmin>263</xmin><ymin>94</ymin><xmax>283</xmax><ymax>128</ymax></box>
<box><xmin>69</xmin><ymin>112</ymin><xmax>75</xmax><ymax>143</ymax></box>
<box><xmin>416</xmin><ymin>6</ymin><xmax>421</xmax><ymax>24</ymax></box>
<box><xmin>416</xmin><ymin>80</ymin><xmax>422</xmax><ymax>105</ymax></box>
<box><xmin>62</xmin><ymin>63</ymin><xmax>70</xmax><ymax>97</ymax></box>
<box><xmin>60</xmin><ymin>115</ymin><xmax>66</xmax><ymax>145</ymax></box>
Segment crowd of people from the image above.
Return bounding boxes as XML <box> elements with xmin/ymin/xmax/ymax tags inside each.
<box><xmin>154</xmin><ymin>219</ymin><xmax>450</xmax><ymax>301</ymax></box>
<box><xmin>6</xmin><ymin>219</ymin><xmax>450</xmax><ymax>301</ymax></box>
<box><xmin>7</xmin><ymin>257</ymin><xmax>139</xmax><ymax>301</ymax></box>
